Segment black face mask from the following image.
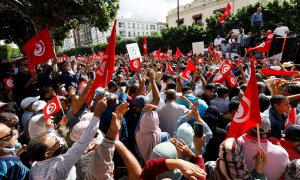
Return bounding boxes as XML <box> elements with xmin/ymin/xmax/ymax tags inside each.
<box><xmin>52</xmin><ymin>145</ymin><xmax>68</xmax><ymax>157</ymax></box>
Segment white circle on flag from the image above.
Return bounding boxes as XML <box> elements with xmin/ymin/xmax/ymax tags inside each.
<box><xmin>186</xmin><ymin>70</ymin><xmax>191</xmax><ymax>77</ymax></box>
<box><xmin>143</xmin><ymin>44</ymin><xmax>147</xmax><ymax>49</ymax></box>
<box><xmin>267</xmin><ymin>34</ymin><xmax>273</xmax><ymax>39</ymax></box>
<box><xmin>46</xmin><ymin>103</ymin><xmax>56</xmax><ymax>115</ymax></box>
<box><xmin>230</xmin><ymin>76</ymin><xmax>236</xmax><ymax>85</ymax></box>
<box><xmin>7</xmin><ymin>80</ymin><xmax>14</xmax><ymax>88</ymax></box>
<box><xmin>221</xmin><ymin>64</ymin><xmax>230</xmax><ymax>74</ymax></box>
<box><xmin>133</xmin><ymin>59</ymin><xmax>139</xmax><ymax>68</ymax></box>
<box><xmin>233</xmin><ymin>96</ymin><xmax>250</xmax><ymax>123</ymax></box>
<box><xmin>34</xmin><ymin>40</ymin><xmax>45</xmax><ymax>56</ymax></box>
<box><xmin>96</xmin><ymin>61</ymin><xmax>107</xmax><ymax>76</ymax></box>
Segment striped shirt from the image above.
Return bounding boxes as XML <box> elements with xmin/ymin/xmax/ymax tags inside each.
<box><xmin>0</xmin><ymin>156</ymin><xmax>29</xmax><ymax>180</ymax></box>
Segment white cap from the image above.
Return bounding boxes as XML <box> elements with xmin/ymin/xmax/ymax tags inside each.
<box><xmin>20</xmin><ymin>97</ymin><xmax>39</xmax><ymax>110</ymax></box>
<box><xmin>32</xmin><ymin>100</ymin><xmax>47</xmax><ymax>112</ymax></box>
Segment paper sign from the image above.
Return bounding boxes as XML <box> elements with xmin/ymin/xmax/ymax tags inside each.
<box><xmin>126</xmin><ymin>43</ymin><xmax>142</xmax><ymax>60</ymax></box>
<box><xmin>192</xmin><ymin>42</ymin><xmax>204</xmax><ymax>55</ymax></box>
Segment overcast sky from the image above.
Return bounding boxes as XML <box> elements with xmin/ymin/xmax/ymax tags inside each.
<box><xmin>117</xmin><ymin>0</ymin><xmax>193</xmax><ymax>22</ymax></box>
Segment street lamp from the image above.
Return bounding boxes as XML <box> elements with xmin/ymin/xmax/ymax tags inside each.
<box><xmin>177</xmin><ymin>0</ymin><xmax>180</xmax><ymax>27</ymax></box>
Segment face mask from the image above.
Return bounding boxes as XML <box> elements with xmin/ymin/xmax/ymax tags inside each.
<box><xmin>52</xmin><ymin>144</ymin><xmax>68</xmax><ymax>157</ymax></box>
<box><xmin>2</xmin><ymin>142</ymin><xmax>21</xmax><ymax>156</ymax></box>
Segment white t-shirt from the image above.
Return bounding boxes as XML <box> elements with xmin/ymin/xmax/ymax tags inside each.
<box><xmin>274</xmin><ymin>26</ymin><xmax>289</xmax><ymax>37</ymax></box>
<box><xmin>214</xmin><ymin>38</ymin><xmax>224</xmax><ymax>46</ymax></box>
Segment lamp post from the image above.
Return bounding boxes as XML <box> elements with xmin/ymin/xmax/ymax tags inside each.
<box><xmin>177</xmin><ymin>0</ymin><xmax>179</xmax><ymax>26</ymax></box>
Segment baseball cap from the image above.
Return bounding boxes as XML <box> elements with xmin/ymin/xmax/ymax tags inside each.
<box><xmin>284</xmin><ymin>124</ymin><xmax>300</xmax><ymax>142</ymax></box>
<box><xmin>95</xmin><ymin>88</ymin><xmax>105</xmax><ymax>96</ymax></box>
<box><xmin>32</xmin><ymin>100</ymin><xmax>47</xmax><ymax>112</ymax></box>
<box><xmin>20</xmin><ymin>97</ymin><xmax>39</xmax><ymax>110</ymax></box>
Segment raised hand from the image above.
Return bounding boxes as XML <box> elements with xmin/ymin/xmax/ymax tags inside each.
<box><xmin>94</xmin><ymin>98</ymin><xmax>107</xmax><ymax>117</ymax></box>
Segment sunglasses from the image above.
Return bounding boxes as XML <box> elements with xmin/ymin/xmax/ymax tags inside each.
<box><xmin>0</xmin><ymin>127</ymin><xmax>16</xmax><ymax>141</ymax></box>
<box><xmin>46</xmin><ymin>138</ymin><xmax>61</xmax><ymax>152</ymax></box>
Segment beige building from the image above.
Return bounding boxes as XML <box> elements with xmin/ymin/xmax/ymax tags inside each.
<box><xmin>166</xmin><ymin>0</ymin><xmax>283</xmax><ymax>27</ymax></box>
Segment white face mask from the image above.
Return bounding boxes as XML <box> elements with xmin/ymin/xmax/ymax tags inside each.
<box><xmin>2</xmin><ymin>142</ymin><xmax>21</xmax><ymax>156</ymax></box>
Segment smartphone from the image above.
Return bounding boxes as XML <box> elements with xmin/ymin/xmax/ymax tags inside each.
<box><xmin>194</xmin><ymin>122</ymin><xmax>203</xmax><ymax>138</ymax></box>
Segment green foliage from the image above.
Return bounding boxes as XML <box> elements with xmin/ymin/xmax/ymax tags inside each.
<box><xmin>116</xmin><ymin>38</ymin><xmax>137</xmax><ymax>54</ymax></box>
<box><xmin>0</xmin><ymin>0</ymin><xmax>119</xmax><ymax>48</ymax></box>
<box><xmin>63</xmin><ymin>47</ymin><xmax>93</xmax><ymax>56</ymax></box>
<box><xmin>0</xmin><ymin>45</ymin><xmax>22</xmax><ymax>60</ymax></box>
<box><xmin>93</xmin><ymin>43</ymin><xmax>107</xmax><ymax>53</ymax></box>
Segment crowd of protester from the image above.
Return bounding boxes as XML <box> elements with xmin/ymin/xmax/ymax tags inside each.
<box><xmin>0</xmin><ymin>9</ymin><xmax>299</xmax><ymax>180</ymax></box>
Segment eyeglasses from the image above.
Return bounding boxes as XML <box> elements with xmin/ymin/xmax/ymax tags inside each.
<box><xmin>0</xmin><ymin>127</ymin><xmax>16</xmax><ymax>141</ymax></box>
<box><xmin>46</xmin><ymin>138</ymin><xmax>60</xmax><ymax>152</ymax></box>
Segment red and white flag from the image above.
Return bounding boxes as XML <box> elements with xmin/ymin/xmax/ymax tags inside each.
<box><xmin>227</xmin><ymin>73</ymin><xmax>238</xmax><ymax>88</ymax></box>
<box><xmin>43</xmin><ymin>96</ymin><xmax>62</xmax><ymax>121</ymax></box>
<box><xmin>187</xmin><ymin>51</ymin><xmax>192</xmax><ymax>57</ymax></box>
<box><xmin>181</xmin><ymin>60</ymin><xmax>196</xmax><ymax>79</ymax></box>
<box><xmin>218</xmin><ymin>3</ymin><xmax>231</xmax><ymax>22</ymax></box>
<box><xmin>166</xmin><ymin>62</ymin><xmax>175</xmax><ymax>75</ymax></box>
<box><xmin>197</xmin><ymin>57</ymin><xmax>204</xmax><ymax>64</ymax></box>
<box><xmin>247</xmin><ymin>40</ymin><xmax>272</xmax><ymax>53</ymax></box>
<box><xmin>266</xmin><ymin>31</ymin><xmax>274</xmax><ymax>42</ymax></box>
<box><xmin>175</xmin><ymin>47</ymin><xmax>181</xmax><ymax>60</ymax></box>
<box><xmin>129</xmin><ymin>57</ymin><xmax>141</xmax><ymax>71</ymax></box>
<box><xmin>3</xmin><ymin>77</ymin><xmax>14</xmax><ymax>89</ymax></box>
<box><xmin>85</xmin><ymin>20</ymin><xmax>117</xmax><ymax>102</ymax></box>
<box><xmin>285</xmin><ymin>108</ymin><xmax>297</xmax><ymax>128</ymax></box>
<box><xmin>156</xmin><ymin>48</ymin><xmax>161</xmax><ymax>60</ymax></box>
<box><xmin>143</xmin><ymin>36</ymin><xmax>147</xmax><ymax>55</ymax></box>
<box><xmin>227</xmin><ymin>59</ymin><xmax>261</xmax><ymax>138</ymax></box>
<box><xmin>220</xmin><ymin>60</ymin><xmax>234</xmax><ymax>77</ymax></box>
<box><xmin>23</xmin><ymin>28</ymin><xmax>56</xmax><ymax>68</ymax></box>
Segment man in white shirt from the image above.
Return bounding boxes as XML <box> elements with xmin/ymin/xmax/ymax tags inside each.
<box><xmin>158</xmin><ymin>89</ymin><xmax>189</xmax><ymax>136</ymax></box>
<box><xmin>274</xmin><ymin>22</ymin><xmax>289</xmax><ymax>37</ymax></box>
<box><xmin>214</xmin><ymin>34</ymin><xmax>224</xmax><ymax>50</ymax></box>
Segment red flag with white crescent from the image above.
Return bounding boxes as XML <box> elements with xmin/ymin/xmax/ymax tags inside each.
<box><xmin>23</xmin><ymin>28</ymin><xmax>56</xmax><ymax>68</ymax></box>
<box><xmin>166</xmin><ymin>62</ymin><xmax>175</xmax><ymax>75</ymax></box>
<box><xmin>247</xmin><ymin>40</ymin><xmax>272</xmax><ymax>53</ymax></box>
<box><xmin>143</xmin><ymin>36</ymin><xmax>147</xmax><ymax>55</ymax></box>
<box><xmin>226</xmin><ymin>60</ymin><xmax>261</xmax><ymax>138</ymax></box>
<box><xmin>175</xmin><ymin>48</ymin><xmax>181</xmax><ymax>60</ymax></box>
<box><xmin>3</xmin><ymin>77</ymin><xmax>14</xmax><ymax>89</ymax></box>
<box><xmin>220</xmin><ymin>60</ymin><xmax>234</xmax><ymax>77</ymax></box>
<box><xmin>129</xmin><ymin>57</ymin><xmax>141</xmax><ymax>71</ymax></box>
<box><xmin>181</xmin><ymin>60</ymin><xmax>196</xmax><ymax>79</ymax></box>
<box><xmin>43</xmin><ymin>96</ymin><xmax>62</xmax><ymax>121</ymax></box>
<box><xmin>227</xmin><ymin>73</ymin><xmax>238</xmax><ymax>88</ymax></box>
<box><xmin>197</xmin><ymin>57</ymin><xmax>204</xmax><ymax>64</ymax></box>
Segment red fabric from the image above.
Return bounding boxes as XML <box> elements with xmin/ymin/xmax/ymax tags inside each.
<box><xmin>269</xmin><ymin>138</ymin><xmax>300</xmax><ymax>161</ymax></box>
<box><xmin>208</xmin><ymin>44</ymin><xmax>214</xmax><ymax>53</ymax></box>
<box><xmin>96</xmin><ymin>51</ymin><xmax>104</xmax><ymax>57</ymax></box>
<box><xmin>156</xmin><ymin>48</ymin><xmax>161</xmax><ymax>60</ymax></box>
<box><xmin>247</xmin><ymin>40</ymin><xmax>272</xmax><ymax>53</ymax></box>
<box><xmin>143</xmin><ymin>36</ymin><xmax>147</xmax><ymax>55</ymax></box>
<box><xmin>227</xmin><ymin>59</ymin><xmax>262</xmax><ymax>138</ymax></box>
<box><xmin>175</xmin><ymin>47</ymin><xmax>181</xmax><ymax>60</ymax></box>
<box><xmin>29</xmin><ymin>68</ymin><xmax>36</xmax><ymax>76</ymax></box>
<box><xmin>43</xmin><ymin>96</ymin><xmax>62</xmax><ymax>121</ymax></box>
<box><xmin>166</xmin><ymin>62</ymin><xmax>175</xmax><ymax>75</ymax></box>
<box><xmin>266</xmin><ymin>32</ymin><xmax>274</xmax><ymax>42</ymax></box>
<box><xmin>129</xmin><ymin>57</ymin><xmax>141</xmax><ymax>71</ymax></box>
<box><xmin>218</xmin><ymin>3</ymin><xmax>231</xmax><ymax>22</ymax></box>
<box><xmin>285</xmin><ymin>108</ymin><xmax>296</xmax><ymax>129</ymax></box>
<box><xmin>193</xmin><ymin>157</ymin><xmax>206</xmax><ymax>180</ymax></box>
<box><xmin>3</xmin><ymin>77</ymin><xmax>14</xmax><ymax>89</ymax></box>
<box><xmin>261</xmin><ymin>68</ymin><xmax>298</xmax><ymax>76</ymax></box>
<box><xmin>227</xmin><ymin>72</ymin><xmax>238</xmax><ymax>88</ymax></box>
<box><xmin>85</xmin><ymin>20</ymin><xmax>117</xmax><ymax>102</ymax></box>
<box><xmin>140</xmin><ymin>158</ymin><xmax>168</xmax><ymax>180</ymax></box>
<box><xmin>23</xmin><ymin>28</ymin><xmax>55</xmax><ymax>68</ymax></box>
<box><xmin>182</xmin><ymin>60</ymin><xmax>196</xmax><ymax>79</ymax></box>
<box><xmin>220</xmin><ymin>60</ymin><xmax>234</xmax><ymax>77</ymax></box>
<box><xmin>197</xmin><ymin>57</ymin><xmax>204</xmax><ymax>64</ymax></box>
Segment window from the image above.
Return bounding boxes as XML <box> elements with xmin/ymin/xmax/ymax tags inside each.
<box><xmin>119</xmin><ymin>31</ymin><xmax>126</xmax><ymax>37</ymax></box>
<box><xmin>133</xmin><ymin>32</ymin><xmax>136</xmax><ymax>37</ymax></box>
<box><xmin>119</xmin><ymin>22</ymin><xmax>125</xmax><ymax>28</ymax></box>
<box><xmin>192</xmin><ymin>14</ymin><xmax>203</xmax><ymax>25</ymax></box>
<box><xmin>150</xmin><ymin>25</ymin><xmax>156</xmax><ymax>30</ymax></box>
<box><xmin>128</xmin><ymin>31</ymin><xmax>131</xmax><ymax>37</ymax></box>
<box><xmin>176</xmin><ymin>18</ymin><xmax>184</xmax><ymax>26</ymax></box>
<box><xmin>128</xmin><ymin>23</ymin><xmax>131</xmax><ymax>28</ymax></box>
<box><xmin>142</xmin><ymin>32</ymin><xmax>144</xmax><ymax>35</ymax></box>
<box><xmin>138</xmin><ymin>32</ymin><xmax>140</xmax><ymax>36</ymax></box>
<box><xmin>137</xmin><ymin>23</ymin><xmax>140</xmax><ymax>29</ymax></box>
<box><xmin>142</xmin><ymin>24</ymin><xmax>144</xmax><ymax>29</ymax></box>
<box><xmin>146</xmin><ymin>24</ymin><xmax>148</xmax><ymax>30</ymax></box>
<box><xmin>133</xmin><ymin>23</ymin><xmax>135</xmax><ymax>28</ymax></box>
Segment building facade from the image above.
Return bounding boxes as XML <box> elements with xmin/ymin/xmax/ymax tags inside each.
<box><xmin>166</xmin><ymin>0</ymin><xmax>283</xmax><ymax>27</ymax></box>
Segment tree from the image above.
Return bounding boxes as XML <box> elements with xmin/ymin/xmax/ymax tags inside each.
<box><xmin>0</xmin><ymin>0</ymin><xmax>119</xmax><ymax>48</ymax></box>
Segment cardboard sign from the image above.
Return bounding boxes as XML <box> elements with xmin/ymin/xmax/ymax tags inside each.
<box><xmin>126</xmin><ymin>43</ymin><xmax>142</xmax><ymax>60</ymax></box>
<box><xmin>192</xmin><ymin>41</ymin><xmax>204</xmax><ymax>55</ymax></box>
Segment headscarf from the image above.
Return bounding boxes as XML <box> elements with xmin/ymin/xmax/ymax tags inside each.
<box><xmin>151</xmin><ymin>142</ymin><xmax>182</xmax><ymax>180</ymax></box>
<box><xmin>284</xmin><ymin>159</ymin><xmax>300</xmax><ymax>180</ymax></box>
<box><xmin>176</xmin><ymin>123</ymin><xmax>194</xmax><ymax>149</ymax></box>
<box><xmin>216</xmin><ymin>138</ymin><xmax>251</xmax><ymax>180</ymax></box>
<box><xmin>135</xmin><ymin>111</ymin><xmax>161</xmax><ymax>161</ymax></box>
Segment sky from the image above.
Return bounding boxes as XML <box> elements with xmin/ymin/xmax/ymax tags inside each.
<box><xmin>117</xmin><ymin>0</ymin><xmax>194</xmax><ymax>22</ymax></box>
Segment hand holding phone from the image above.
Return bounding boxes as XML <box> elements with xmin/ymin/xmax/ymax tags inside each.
<box><xmin>194</xmin><ymin>122</ymin><xmax>203</xmax><ymax>138</ymax></box>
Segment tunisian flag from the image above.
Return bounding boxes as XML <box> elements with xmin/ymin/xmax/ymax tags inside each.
<box><xmin>43</xmin><ymin>96</ymin><xmax>62</xmax><ymax>121</ymax></box>
<box><xmin>156</xmin><ymin>48</ymin><xmax>161</xmax><ymax>60</ymax></box>
<box><xmin>218</xmin><ymin>3</ymin><xmax>231</xmax><ymax>22</ymax></box>
<box><xmin>143</xmin><ymin>36</ymin><xmax>147</xmax><ymax>55</ymax></box>
<box><xmin>227</xmin><ymin>59</ymin><xmax>261</xmax><ymax>138</ymax></box>
<box><xmin>220</xmin><ymin>60</ymin><xmax>234</xmax><ymax>77</ymax></box>
<box><xmin>166</xmin><ymin>62</ymin><xmax>175</xmax><ymax>75</ymax></box>
<box><xmin>85</xmin><ymin>20</ymin><xmax>117</xmax><ymax>102</ymax></box>
<box><xmin>261</xmin><ymin>68</ymin><xmax>298</xmax><ymax>76</ymax></box>
<box><xmin>175</xmin><ymin>48</ymin><xmax>182</xmax><ymax>60</ymax></box>
<box><xmin>23</xmin><ymin>28</ymin><xmax>55</xmax><ymax>68</ymax></box>
<box><xmin>129</xmin><ymin>57</ymin><xmax>141</xmax><ymax>71</ymax></box>
<box><xmin>227</xmin><ymin>73</ymin><xmax>238</xmax><ymax>88</ymax></box>
<box><xmin>181</xmin><ymin>60</ymin><xmax>196</xmax><ymax>79</ymax></box>
<box><xmin>3</xmin><ymin>77</ymin><xmax>14</xmax><ymax>89</ymax></box>
<box><xmin>247</xmin><ymin>40</ymin><xmax>272</xmax><ymax>53</ymax></box>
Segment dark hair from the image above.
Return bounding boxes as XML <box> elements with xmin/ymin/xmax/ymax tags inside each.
<box><xmin>27</xmin><ymin>139</ymin><xmax>48</xmax><ymax>161</ymax></box>
<box><xmin>162</xmin><ymin>74</ymin><xmax>171</xmax><ymax>82</ymax></box>
<box><xmin>205</xmin><ymin>83</ymin><xmax>216</xmax><ymax>91</ymax></box>
<box><xmin>0</xmin><ymin>112</ymin><xmax>18</xmax><ymax>125</ymax></box>
<box><xmin>259</xmin><ymin>95</ymin><xmax>270</xmax><ymax>112</ymax></box>
<box><xmin>228</xmin><ymin>100</ymin><xmax>240</xmax><ymax>113</ymax></box>
<box><xmin>166</xmin><ymin>89</ymin><xmax>176</xmax><ymax>100</ymax></box>
<box><xmin>270</xmin><ymin>95</ymin><xmax>287</xmax><ymax>107</ymax></box>
<box><xmin>40</xmin><ymin>86</ymin><xmax>52</xmax><ymax>100</ymax></box>
<box><xmin>182</xmin><ymin>86</ymin><xmax>192</xmax><ymax>94</ymax></box>
<box><xmin>285</xmin><ymin>84</ymin><xmax>300</xmax><ymax>95</ymax></box>
<box><xmin>108</xmin><ymin>81</ymin><xmax>118</xmax><ymax>89</ymax></box>
<box><xmin>217</xmin><ymin>86</ymin><xmax>229</xmax><ymax>97</ymax></box>
<box><xmin>257</xmin><ymin>82</ymin><xmax>266</xmax><ymax>93</ymax></box>
<box><xmin>167</xmin><ymin>81</ymin><xmax>176</xmax><ymax>90</ymax></box>
<box><xmin>128</xmin><ymin>84</ymin><xmax>138</xmax><ymax>96</ymax></box>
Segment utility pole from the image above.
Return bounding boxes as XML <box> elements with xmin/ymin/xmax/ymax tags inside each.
<box><xmin>177</xmin><ymin>0</ymin><xmax>180</xmax><ymax>26</ymax></box>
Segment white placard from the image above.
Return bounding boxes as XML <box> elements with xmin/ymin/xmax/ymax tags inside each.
<box><xmin>192</xmin><ymin>41</ymin><xmax>204</xmax><ymax>55</ymax></box>
<box><xmin>126</xmin><ymin>43</ymin><xmax>142</xmax><ymax>60</ymax></box>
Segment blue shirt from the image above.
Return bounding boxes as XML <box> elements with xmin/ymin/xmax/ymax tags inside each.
<box><xmin>0</xmin><ymin>156</ymin><xmax>29</xmax><ymax>180</ymax></box>
<box><xmin>177</xmin><ymin>95</ymin><xmax>208</xmax><ymax>117</ymax></box>
<box><xmin>251</xmin><ymin>12</ymin><xmax>263</xmax><ymax>25</ymax></box>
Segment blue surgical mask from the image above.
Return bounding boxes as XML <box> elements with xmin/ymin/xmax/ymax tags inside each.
<box><xmin>2</xmin><ymin>142</ymin><xmax>22</xmax><ymax>156</ymax></box>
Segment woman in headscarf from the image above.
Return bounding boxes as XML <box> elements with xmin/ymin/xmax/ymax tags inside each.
<box><xmin>135</xmin><ymin>110</ymin><xmax>170</xmax><ymax>162</ymax></box>
<box><xmin>284</xmin><ymin>159</ymin><xmax>300</xmax><ymax>180</ymax></box>
<box><xmin>206</xmin><ymin>138</ymin><xmax>267</xmax><ymax>180</ymax></box>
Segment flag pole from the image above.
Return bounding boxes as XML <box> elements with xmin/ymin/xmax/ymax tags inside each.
<box><xmin>105</xmin><ymin>70</ymin><xmax>109</xmax><ymax>88</ymax></box>
<box><xmin>57</xmin><ymin>96</ymin><xmax>65</xmax><ymax>115</ymax></box>
<box><xmin>281</xmin><ymin>35</ymin><xmax>287</xmax><ymax>56</ymax></box>
<box><xmin>256</xmin><ymin>123</ymin><xmax>261</xmax><ymax>148</ymax></box>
